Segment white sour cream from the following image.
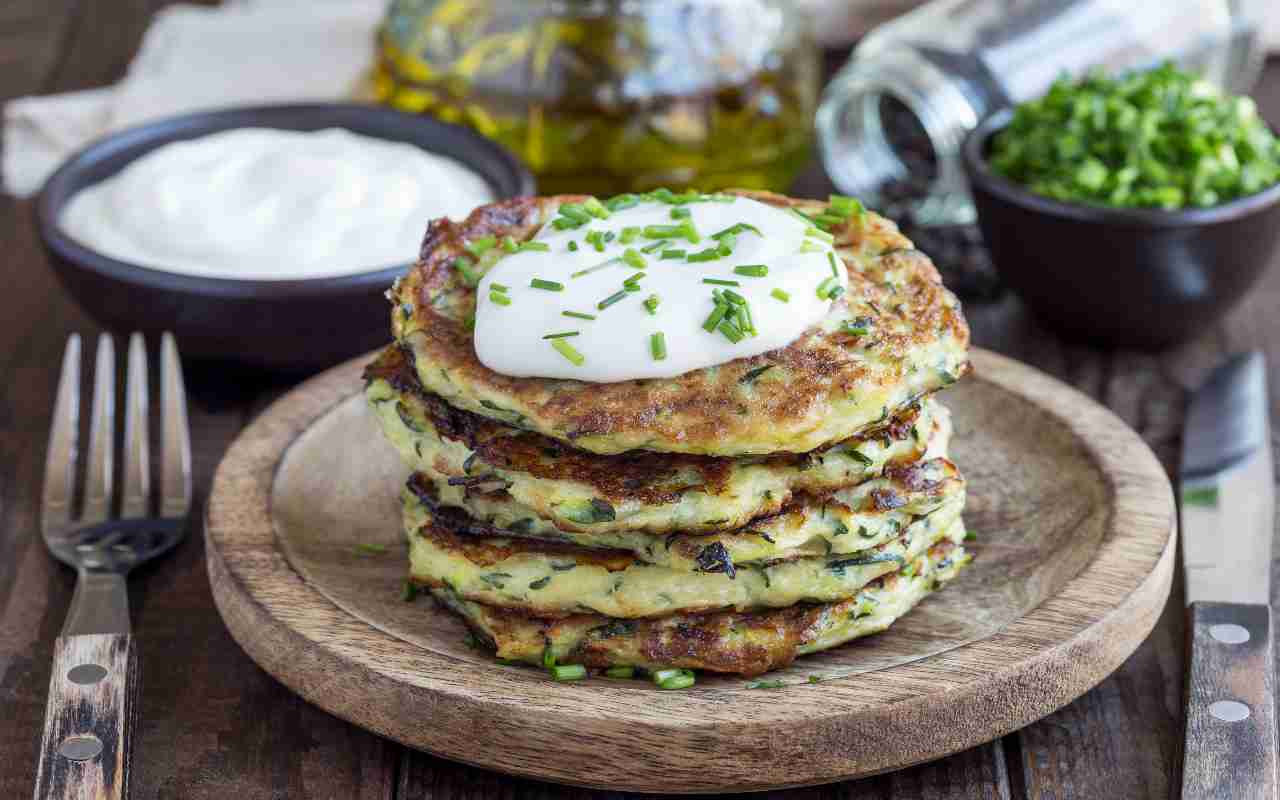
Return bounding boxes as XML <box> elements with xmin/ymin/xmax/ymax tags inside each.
<box><xmin>474</xmin><ymin>196</ymin><xmax>846</xmax><ymax>383</ymax></box>
<box><xmin>59</xmin><ymin>127</ymin><xmax>493</xmax><ymax>280</ymax></box>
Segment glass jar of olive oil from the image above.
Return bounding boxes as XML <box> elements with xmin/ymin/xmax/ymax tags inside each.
<box><xmin>373</xmin><ymin>0</ymin><xmax>819</xmax><ymax>195</ymax></box>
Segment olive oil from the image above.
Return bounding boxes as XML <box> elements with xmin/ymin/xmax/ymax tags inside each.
<box><xmin>373</xmin><ymin>0</ymin><xmax>818</xmax><ymax>195</ymax></box>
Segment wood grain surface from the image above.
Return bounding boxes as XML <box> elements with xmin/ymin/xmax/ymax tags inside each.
<box><xmin>202</xmin><ymin>347</ymin><xmax>1175</xmax><ymax>793</ymax></box>
<box><xmin>1</xmin><ymin>2</ymin><xmax>1279</xmax><ymax>796</ymax></box>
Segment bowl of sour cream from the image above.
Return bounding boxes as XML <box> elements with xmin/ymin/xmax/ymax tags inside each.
<box><xmin>37</xmin><ymin>104</ymin><xmax>534</xmax><ymax>369</ymax></box>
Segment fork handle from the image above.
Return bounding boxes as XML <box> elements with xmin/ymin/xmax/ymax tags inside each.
<box><xmin>33</xmin><ymin>634</ymin><xmax>137</xmax><ymax>799</ymax></box>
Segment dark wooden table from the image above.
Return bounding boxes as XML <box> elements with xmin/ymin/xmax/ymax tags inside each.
<box><xmin>3</xmin><ymin>3</ymin><xmax>1279</xmax><ymax>797</ymax></box>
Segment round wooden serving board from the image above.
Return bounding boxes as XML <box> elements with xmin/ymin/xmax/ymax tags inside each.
<box><xmin>206</xmin><ymin>348</ymin><xmax>1176</xmax><ymax>793</ymax></box>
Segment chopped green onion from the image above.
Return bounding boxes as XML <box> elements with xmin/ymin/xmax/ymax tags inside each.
<box><xmin>703</xmin><ymin>278</ymin><xmax>740</xmax><ymax>287</ymax></box>
<box><xmin>465</xmin><ymin>235</ymin><xmax>497</xmax><ymax>257</ymax></box>
<box><xmin>489</xmin><ymin>283</ymin><xmax>509</xmax><ymax>293</ymax></box>
<box><xmin>530</xmin><ymin>278</ymin><xmax>564</xmax><ymax>292</ymax></box>
<box><xmin>721</xmin><ymin>288</ymin><xmax>746</xmax><ymax>305</ymax></box>
<box><xmin>650</xmin><ymin>332</ymin><xmax>667</xmax><ymax>361</ymax></box>
<box><xmin>623</xmin><ymin>272</ymin><xmax>646</xmax><ymax>289</ymax></box>
<box><xmin>652</xmin><ymin>668</ymin><xmax>696</xmax><ymax>689</ymax></box>
<box><xmin>640</xmin><ymin>240</ymin><xmax>665</xmax><ymax>254</ymax></box>
<box><xmin>518</xmin><ymin>241</ymin><xmax>551</xmax><ymax>252</ymax></box>
<box><xmin>827</xmin><ymin>285</ymin><xmax>846</xmax><ymax>300</ymax></box>
<box><xmin>543</xmin><ymin>647</ymin><xmax>557</xmax><ymax>669</ymax></box>
<box><xmin>605</xmin><ymin>666</ymin><xmax>635</xmax><ymax>679</ymax></box>
<box><xmin>567</xmin><ymin>240</ymin><xmax>579</xmax><ymax>252</ymax></box>
<box><xmin>550</xmin><ymin>664</ymin><xmax>587</xmax><ymax>682</ymax></box>
<box><xmin>805</xmin><ymin>226</ymin><xmax>835</xmax><ymax>243</ymax></box>
<box><xmin>558</xmin><ymin>203</ymin><xmax>592</xmax><ymax>224</ymax></box>
<box><xmin>660</xmin><ymin>249</ymin><xmax>687</xmax><ymax>260</ymax></box>
<box><xmin>643</xmin><ymin>294</ymin><xmax>660</xmax><ymax>315</ymax></box>
<box><xmin>451</xmin><ymin>256</ymin><xmax>480</xmax><ymax>287</ymax></box>
<box><xmin>585</xmin><ymin>230</ymin><xmax>609</xmax><ymax>252</ymax></box>
<box><xmin>642</xmin><ymin>224</ymin><xmax>684</xmax><ymax>239</ymax></box>
<box><xmin>710</xmin><ymin>222</ymin><xmax>762</xmax><ymax>240</ymax></box>
<box><xmin>734</xmin><ymin>264</ymin><xmax>768</xmax><ymax>278</ymax></box>
<box><xmin>551</xmin><ymin>338</ymin><xmax>585</xmax><ymax>366</ymax></box>
<box><xmin>816</xmin><ymin>276</ymin><xmax>840</xmax><ymax>299</ymax></box>
<box><xmin>489</xmin><ymin>291</ymin><xmax>511</xmax><ymax>306</ymax></box>
<box><xmin>813</xmin><ymin>213</ymin><xmax>847</xmax><ymax>228</ymax></box>
<box><xmin>702</xmin><ymin>299</ymin><xmax>730</xmax><ymax>332</ymax></box>
<box><xmin>355</xmin><ymin>542</ymin><xmax>387</xmax><ymax>555</ymax></box>
<box><xmin>770</xmin><ymin>288</ymin><xmax>791</xmax><ymax>302</ymax></box>
<box><xmin>681</xmin><ymin>219</ymin><xmax>701</xmax><ymax>243</ymax></box>
<box><xmin>571</xmin><ymin>257</ymin><xmax>619</xmax><ymax>278</ymax></box>
<box><xmin>583</xmin><ymin>196</ymin><xmax>610</xmax><ymax>219</ymax></box>
<box><xmin>619</xmin><ymin>226</ymin><xmax>640</xmax><ymax>244</ymax></box>
<box><xmin>605</xmin><ymin>193</ymin><xmax>639</xmax><ymax>212</ymax></box>
<box><xmin>719</xmin><ymin>318</ymin><xmax>745</xmax><ymax>343</ymax></box>
<box><xmin>787</xmin><ymin>207</ymin><xmax>816</xmax><ymax>226</ymax></box>
<box><xmin>597</xmin><ymin>290</ymin><xmax>629</xmax><ymax>310</ymax></box>
<box><xmin>562</xmin><ymin>310</ymin><xmax>596</xmax><ymax>321</ymax></box>
<box><xmin>828</xmin><ymin>252</ymin><xmax>841</xmax><ymax>277</ymax></box>
<box><xmin>828</xmin><ymin>195</ymin><xmax>864</xmax><ymax>218</ymax></box>
<box><xmin>670</xmin><ymin>206</ymin><xmax>691</xmax><ymax>219</ymax></box>
<box><xmin>622</xmin><ymin>248</ymin><xmax>646</xmax><ymax>269</ymax></box>
<box><xmin>551</xmin><ymin>217</ymin><xmax>583</xmax><ymax>230</ymax></box>
<box><xmin>687</xmin><ymin>244</ymin><xmax>730</xmax><ymax>262</ymax></box>
<box><xmin>736</xmin><ymin>301</ymin><xmax>756</xmax><ymax>336</ymax></box>
<box><xmin>798</xmin><ymin>240</ymin><xmax>826</xmax><ymax>254</ymax></box>
<box><xmin>542</xmin><ymin>331</ymin><xmax>580</xmax><ymax>339</ymax></box>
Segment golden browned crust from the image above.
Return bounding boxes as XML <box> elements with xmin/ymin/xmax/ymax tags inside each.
<box><xmin>389</xmin><ymin>190</ymin><xmax>970</xmax><ymax>456</ymax></box>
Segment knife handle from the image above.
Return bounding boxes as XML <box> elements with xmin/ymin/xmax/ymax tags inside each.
<box><xmin>32</xmin><ymin>633</ymin><xmax>137</xmax><ymax>799</ymax></box>
<box><xmin>1182</xmin><ymin>602</ymin><xmax>1278</xmax><ymax>799</ymax></box>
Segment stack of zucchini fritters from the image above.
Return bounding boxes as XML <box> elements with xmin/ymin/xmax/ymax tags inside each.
<box><xmin>366</xmin><ymin>190</ymin><xmax>972</xmax><ymax>681</ymax></box>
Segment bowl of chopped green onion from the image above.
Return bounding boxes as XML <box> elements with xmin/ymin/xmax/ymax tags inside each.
<box><xmin>962</xmin><ymin>64</ymin><xmax>1280</xmax><ymax>348</ymax></box>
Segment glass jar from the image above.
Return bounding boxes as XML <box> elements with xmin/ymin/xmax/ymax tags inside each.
<box><xmin>373</xmin><ymin>0</ymin><xmax>819</xmax><ymax>196</ymax></box>
<box><xmin>817</xmin><ymin>0</ymin><xmax>1268</xmax><ymax>226</ymax></box>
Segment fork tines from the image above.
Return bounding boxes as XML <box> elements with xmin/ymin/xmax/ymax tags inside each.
<box><xmin>41</xmin><ymin>333</ymin><xmax>192</xmax><ymax>539</ymax></box>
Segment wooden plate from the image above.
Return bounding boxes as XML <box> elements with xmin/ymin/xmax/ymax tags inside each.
<box><xmin>206</xmin><ymin>347</ymin><xmax>1176</xmax><ymax>793</ymax></box>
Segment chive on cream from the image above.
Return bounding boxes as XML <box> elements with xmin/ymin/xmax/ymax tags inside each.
<box><xmin>551</xmin><ymin>338</ymin><xmax>585</xmax><ymax>366</ymax></box>
<box><xmin>650</xmin><ymin>332</ymin><xmax>667</xmax><ymax>361</ymax></box>
<box><xmin>530</xmin><ymin>278</ymin><xmax>564</xmax><ymax>292</ymax></box>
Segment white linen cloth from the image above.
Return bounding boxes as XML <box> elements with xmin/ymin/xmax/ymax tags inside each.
<box><xmin>3</xmin><ymin>1</ymin><xmax>386</xmax><ymax>197</ymax></box>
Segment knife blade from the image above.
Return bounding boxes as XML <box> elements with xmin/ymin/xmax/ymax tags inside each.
<box><xmin>1179</xmin><ymin>351</ymin><xmax>1278</xmax><ymax>800</ymax></box>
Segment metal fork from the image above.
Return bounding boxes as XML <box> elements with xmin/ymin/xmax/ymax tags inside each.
<box><xmin>33</xmin><ymin>332</ymin><xmax>191</xmax><ymax>800</ymax></box>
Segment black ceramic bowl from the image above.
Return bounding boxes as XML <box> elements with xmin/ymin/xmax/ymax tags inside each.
<box><xmin>38</xmin><ymin>104</ymin><xmax>534</xmax><ymax>370</ymax></box>
<box><xmin>962</xmin><ymin>108</ymin><xmax>1280</xmax><ymax>349</ymax></box>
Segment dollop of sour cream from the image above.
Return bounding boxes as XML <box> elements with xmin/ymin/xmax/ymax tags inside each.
<box><xmin>59</xmin><ymin>127</ymin><xmax>493</xmax><ymax>280</ymax></box>
<box><xmin>474</xmin><ymin>195</ymin><xmax>847</xmax><ymax>383</ymax></box>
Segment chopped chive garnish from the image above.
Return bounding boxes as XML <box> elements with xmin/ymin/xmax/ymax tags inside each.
<box><xmin>829</xmin><ymin>194</ymin><xmax>864</xmax><ymax>218</ymax></box>
<box><xmin>583</xmin><ymin>197</ymin><xmax>610</xmax><ymax>219</ymax></box>
<box><xmin>787</xmin><ymin>207</ymin><xmax>816</xmax><ymax>226</ymax></box>
<box><xmin>542</xmin><ymin>331</ymin><xmax>580</xmax><ymax>339</ymax></box>
<box><xmin>622</xmin><ymin>248</ymin><xmax>646</xmax><ymax>269</ymax></box>
<box><xmin>530</xmin><ymin>278</ymin><xmax>564</xmax><ymax>292</ymax></box>
<box><xmin>670</xmin><ymin>206</ymin><xmax>691</xmax><ymax>219</ymax></box>
<box><xmin>451</xmin><ymin>256</ymin><xmax>480</xmax><ymax>287</ymax></box>
<box><xmin>571</xmin><ymin>257</ymin><xmax>620</xmax><ymax>278</ymax></box>
<box><xmin>703</xmin><ymin>278</ymin><xmax>740</xmax><ymax>287</ymax></box>
<box><xmin>559</xmin><ymin>203</ymin><xmax>591</xmax><ymax>224</ymax></box>
<box><xmin>805</xmin><ymin>226</ymin><xmax>835</xmax><ymax>243</ymax></box>
<box><xmin>465</xmin><ymin>235</ymin><xmax>497</xmax><ymax>256</ymax></box>
<box><xmin>518</xmin><ymin>241</ymin><xmax>551</xmax><ymax>252</ymax></box>
<box><xmin>734</xmin><ymin>264</ymin><xmax>768</xmax><ymax>278</ymax></box>
<box><xmin>543</xmin><ymin>647</ymin><xmax>557</xmax><ymax>669</ymax></box>
<box><xmin>816</xmin><ymin>276</ymin><xmax>841</xmax><ymax>299</ymax></box>
<box><xmin>718</xmin><ymin>319</ymin><xmax>744</xmax><ymax>343</ymax></box>
<box><xmin>642</xmin><ymin>224</ymin><xmax>684</xmax><ymax>239</ymax></box>
<box><xmin>489</xmin><ymin>291</ymin><xmax>511</xmax><ymax>306</ymax></box>
<box><xmin>597</xmin><ymin>290</ymin><xmax>628</xmax><ymax>310</ymax></box>
<box><xmin>355</xmin><ymin>542</ymin><xmax>387</xmax><ymax>555</ymax></box>
<box><xmin>620</xmin><ymin>226</ymin><xmax>640</xmax><ymax>244</ymax></box>
<box><xmin>605</xmin><ymin>665</ymin><xmax>635</xmax><ymax>679</ymax></box>
<box><xmin>650</xmin><ymin>332</ymin><xmax>667</xmax><ymax>361</ymax></box>
<box><xmin>843</xmin><ymin>316</ymin><xmax>872</xmax><ymax>335</ymax></box>
<box><xmin>660</xmin><ymin>248</ymin><xmax>687</xmax><ymax>260</ymax></box>
<box><xmin>653</xmin><ymin>668</ymin><xmax>695</xmax><ymax>690</ymax></box>
<box><xmin>550</xmin><ymin>664</ymin><xmax>587</xmax><ymax>682</ymax></box>
<box><xmin>500</xmin><ymin>236</ymin><xmax>519</xmax><ymax>253</ymax></box>
<box><xmin>736</xmin><ymin>301</ymin><xmax>756</xmax><ymax>336</ymax></box>
<box><xmin>643</xmin><ymin>294</ymin><xmax>660</xmax><ymax>315</ymax></box>
<box><xmin>771</xmin><ymin>288</ymin><xmax>791</xmax><ymax>302</ymax></box>
<box><xmin>605</xmin><ymin>193</ymin><xmax>639</xmax><ymax>212</ymax></box>
<box><xmin>551</xmin><ymin>217</ymin><xmax>583</xmax><ymax>230</ymax></box>
<box><xmin>688</xmin><ymin>245</ymin><xmax>728</xmax><ymax>262</ymax></box>
<box><xmin>623</xmin><ymin>272</ymin><xmax>646</xmax><ymax>289</ymax></box>
<box><xmin>799</xmin><ymin>240</ymin><xmax>826</xmax><ymax>254</ymax></box>
<box><xmin>562</xmin><ymin>310</ymin><xmax>596</xmax><ymax>320</ymax></box>
<box><xmin>681</xmin><ymin>219</ymin><xmax>701</xmax><ymax>243</ymax></box>
<box><xmin>813</xmin><ymin>213</ymin><xmax>847</xmax><ymax>228</ymax></box>
<box><xmin>640</xmin><ymin>240</ymin><xmax>665</xmax><ymax>254</ymax></box>
<box><xmin>828</xmin><ymin>285</ymin><xmax>846</xmax><ymax>300</ymax></box>
<box><xmin>585</xmin><ymin>230</ymin><xmax>609</xmax><ymax>252</ymax></box>
<box><xmin>567</xmin><ymin>240</ymin><xmax>579</xmax><ymax>252</ymax></box>
<box><xmin>828</xmin><ymin>252</ymin><xmax>840</xmax><ymax>277</ymax></box>
<box><xmin>722</xmin><ymin>288</ymin><xmax>746</xmax><ymax>305</ymax></box>
<box><xmin>551</xmin><ymin>338</ymin><xmax>585</xmax><ymax>366</ymax></box>
<box><xmin>490</xmin><ymin>283</ymin><xmax>509</xmax><ymax>293</ymax></box>
<box><xmin>710</xmin><ymin>222</ymin><xmax>762</xmax><ymax>240</ymax></box>
<box><xmin>702</xmin><ymin>299</ymin><xmax>730</xmax><ymax>332</ymax></box>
